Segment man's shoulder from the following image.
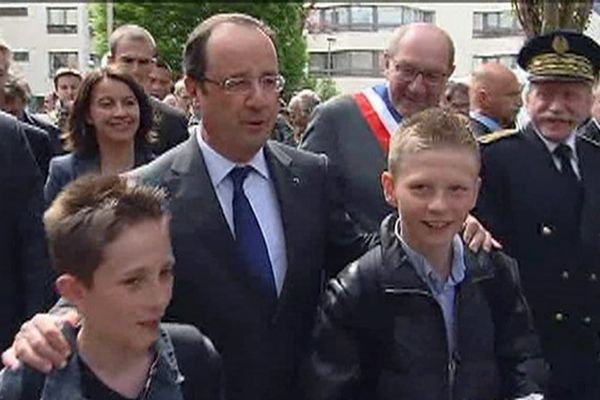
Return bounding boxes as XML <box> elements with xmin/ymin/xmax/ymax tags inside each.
<box><xmin>477</xmin><ymin>128</ymin><xmax>520</xmax><ymax>145</ymax></box>
<box><xmin>128</xmin><ymin>138</ymin><xmax>193</xmax><ymax>185</ymax></box>
<box><xmin>318</xmin><ymin>93</ymin><xmax>359</xmax><ymax>114</ymax></box>
<box><xmin>268</xmin><ymin>140</ymin><xmax>326</xmax><ymax>165</ymax></box>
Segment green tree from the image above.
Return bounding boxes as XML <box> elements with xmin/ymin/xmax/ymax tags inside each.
<box><xmin>300</xmin><ymin>76</ymin><xmax>339</xmax><ymax>102</ymax></box>
<box><xmin>89</xmin><ymin>2</ymin><xmax>308</xmax><ymax>96</ymax></box>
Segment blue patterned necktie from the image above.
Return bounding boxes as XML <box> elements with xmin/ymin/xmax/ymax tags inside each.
<box><xmin>229</xmin><ymin>166</ymin><xmax>277</xmax><ymax>302</ymax></box>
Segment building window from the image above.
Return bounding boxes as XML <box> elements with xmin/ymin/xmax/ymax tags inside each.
<box><xmin>0</xmin><ymin>7</ymin><xmax>27</xmax><ymax>17</ymax></box>
<box><xmin>307</xmin><ymin>5</ymin><xmax>433</xmax><ymax>33</ymax></box>
<box><xmin>47</xmin><ymin>7</ymin><xmax>78</xmax><ymax>34</ymax></box>
<box><xmin>12</xmin><ymin>51</ymin><xmax>29</xmax><ymax>63</ymax></box>
<box><xmin>49</xmin><ymin>51</ymin><xmax>78</xmax><ymax>77</ymax></box>
<box><xmin>473</xmin><ymin>11</ymin><xmax>521</xmax><ymax>37</ymax></box>
<box><xmin>473</xmin><ymin>54</ymin><xmax>518</xmax><ymax>69</ymax></box>
<box><xmin>309</xmin><ymin>50</ymin><xmax>382</xmax><ymax>77</ymax></box>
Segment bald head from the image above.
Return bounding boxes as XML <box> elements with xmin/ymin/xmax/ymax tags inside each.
<box><xmin>384</xmin><ymin>23</ymin><xmax>455</xmax><ymax>117</ymax></box>
<box><xmin>470</xmin><ymin>62</ymin><xmax>522</xmax><ymax>128</ymax></box>
<box><xmin>387</xmin><ymin>23</ymin><xmax>455</xmax><ymax>70</ymax></box>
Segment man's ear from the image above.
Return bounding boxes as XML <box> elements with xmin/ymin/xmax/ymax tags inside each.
<box><xmin>55</xmin><ymin>274</ymin><xmax>87</xmax><ymax>307</ymax></box>
<box><xmin>184</xmin><ymin>76</ymin><xmax>199</xmax><ymax>98</ymax></box>
<box><xmin>381</xmin><ymin>170</ymin><xmax>398</xmax><ymax>208</ymax></box>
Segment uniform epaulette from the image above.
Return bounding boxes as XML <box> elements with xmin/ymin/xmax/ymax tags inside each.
<box><xmin>477</xmin><ymin>129</ymin><xmax>518</xmax><ymax>144</ymax></box>
<box><xmin>579</xmin><ymin>132</ymin><xmax>600</xmax><ymax>148</ymax></box>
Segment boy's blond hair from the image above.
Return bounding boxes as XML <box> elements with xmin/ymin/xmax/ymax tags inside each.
<box><xmin>388</xmin><ymin>107</ymin><xmax>480</xmax><ymax>176</ymax></box>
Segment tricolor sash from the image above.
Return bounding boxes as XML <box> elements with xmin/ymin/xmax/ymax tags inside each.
<box><xmin>352</xmin><ymin>84</ymin><xmax>402</xmax><ymax>154</ymax></box>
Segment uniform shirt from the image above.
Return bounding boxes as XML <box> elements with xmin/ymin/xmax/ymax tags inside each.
<box><xmin>399</xmin><ymin>232</ymin><xmax>466</xmax><ymax>356</ymax></box>
<box><xmin>196</xmin><ymin>127</ymin><xmax>288</xmax><ymax>294</ymax></box>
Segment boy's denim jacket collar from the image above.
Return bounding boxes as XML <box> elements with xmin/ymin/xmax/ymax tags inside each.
<box><xmin>34</xmin><ymin>324</ymin><xmax>184</xmax><ymax>400</ymax></box>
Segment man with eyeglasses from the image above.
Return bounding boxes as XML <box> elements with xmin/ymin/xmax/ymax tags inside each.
<box><xmin>107</xmin><ymin>24</ymin><xmax>188</xmax><ymax>155</ymax></box>
<box><xmin>2</xmin><ymin>13</ymin><xmax>373</xmax><ymax>400</ymax></box>
<box><xmin>301</xmin><ymin>23</ymin><xmax>455</xmax><ymax>233</ymax></box>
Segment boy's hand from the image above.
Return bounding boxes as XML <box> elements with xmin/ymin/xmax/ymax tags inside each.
<box><xmin>1</xmin><ymin>310</ymin><xmax>79</xmax><ymax>372</ymax></box>
<box><xmin>463</xmin><ymin>214</ymin><xmax>502</xmax><ymax>252</ymax></box>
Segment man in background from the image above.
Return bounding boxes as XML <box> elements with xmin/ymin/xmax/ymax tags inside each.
<box><xmin>469</xmin><ymin>62</ymin><xmax>522</xmax><ymax>137</ymax></box>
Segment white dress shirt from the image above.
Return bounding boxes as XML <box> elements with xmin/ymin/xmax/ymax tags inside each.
<box><xmin>195</xmin><ymin>128</ymin><xmax>288</xmax><ymax>294</ymax></box>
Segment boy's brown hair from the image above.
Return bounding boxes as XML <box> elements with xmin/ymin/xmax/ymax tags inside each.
<box><xmin>44</xmin><ymin>175</ymin><xmax>167</xmax><ymax>287</ymax></box>
<box><xmin>388</xmin><ymin>107</ymin><xmax>480</xmax><ymax>176</ymax></box>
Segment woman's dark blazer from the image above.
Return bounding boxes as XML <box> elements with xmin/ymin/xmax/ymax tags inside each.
<box><xmin>44</xmin><ymin>148</ymin><xmax>154</xmax><ymax>206</ymax></box>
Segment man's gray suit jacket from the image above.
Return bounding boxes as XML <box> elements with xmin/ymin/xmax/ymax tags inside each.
<box><xmin>301</xmin><ymin>94</ymin><xmax>393</xmax><ymax>232</ymax></box>
<box><xmin>129</xmin><ymin>135</ymin><xmax>371</xmax><ymax>400</ymax></box>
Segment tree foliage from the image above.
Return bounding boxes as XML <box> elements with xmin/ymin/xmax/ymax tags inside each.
<box><xmin>511</xmin><ymin>0</ymin><xmax>593</xmax><ymax>37</ymax></box>
<box><xmin>89</xmin><ymin>2</ymin><xmax>308</xmax><ymax>96</ymax></box>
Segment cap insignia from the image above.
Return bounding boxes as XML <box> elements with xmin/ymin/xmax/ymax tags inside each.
<box><xmin>552</xmin><ymin>35</ymin><xmax>569</xmax><ymax>55</ymax></box>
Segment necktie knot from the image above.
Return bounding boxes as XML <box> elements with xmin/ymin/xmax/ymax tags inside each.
<box><xmin>554</xmin><ymin>143</ymin><xmax>572</xmax><ymax>160</ymax></box>
<box><xmin>230</xmin><ymin>166</ymin><xmax>252</xmax><ymax>191</ymax></box>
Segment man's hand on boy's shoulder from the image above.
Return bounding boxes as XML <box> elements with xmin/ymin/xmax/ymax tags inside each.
<box><xmin>462</xmin><ymin>214</ymin><xmax>502</xmax><ymax>253</ymax></box>
<box><xmin>1</xmin><ymin>310</ymin><xmax>79</xmax><ymax>373</ymax></box>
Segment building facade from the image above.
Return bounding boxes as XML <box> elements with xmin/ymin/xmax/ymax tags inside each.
<box><xmin>0</xmin><ymin>2</ymin><xmax>91</xmax><ymax>97</ymax></box>
<box><xmin>306</xmin><ymin>2</ymin><xmax>600</xmax><ymax>94</ymax></box>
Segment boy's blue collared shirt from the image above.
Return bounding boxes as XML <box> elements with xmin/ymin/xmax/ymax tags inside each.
<box><xmin>399</xmin><ymin>234</ymin><xmax>466</xmax><ymax>356</ymax></box>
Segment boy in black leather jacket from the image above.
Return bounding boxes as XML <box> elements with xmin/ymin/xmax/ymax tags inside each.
<box><xmin>303</xmin><ymin>108</ymin><xmax>547</xmax><ymax>400</ymax></box>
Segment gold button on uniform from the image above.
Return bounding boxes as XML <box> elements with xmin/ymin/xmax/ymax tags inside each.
<box><xmin>561</xmin><ymin>271</ymin><xmax>570</xmax><ymax>279</ymax></box>
<box><xmin>555</xmin><ymin>312</ymin><xmax>565</xmax><ymax>321</ymax></box>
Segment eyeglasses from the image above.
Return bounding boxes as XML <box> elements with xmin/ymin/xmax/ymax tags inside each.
<box><xmin>202</xmin><ymin>74</ymin><xmax>285</xmax><ymax>94</ymax></box>
<box><xmin>390</xmin><ymin>59</ymin><xmax>448</xmax><ymax>86</ymax></box>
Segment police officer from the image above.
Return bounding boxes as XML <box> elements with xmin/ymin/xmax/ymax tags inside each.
<box><xmin>475</xmin><ymin>30</ymin><xmax>600</xmax><ymax>399</ymax></box>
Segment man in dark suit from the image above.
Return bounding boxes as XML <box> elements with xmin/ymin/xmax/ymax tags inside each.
<box><xmin>0</xmin><ymin>111</ymin><xmax>52</xmax><ymax>351</ymax></box>
<box><xmin>475</xmin><ymin>31</ymin><xmax>600</xmax><ymax>400</ymax></box>
<box><xmin>3</xmin><ymin>76</ymin><xmax>53</xmax><ymax>178</ymax></box>
<box><xmin>580</xmin><ymin>82</ymin><xmax>600</xmax><ymax>143</ymax></box>
<box><xmin>468</xmin><ymin>62</ymin><xmax>522</xmax><ymax>137</ymax></box>
<box><xmin>301</xmin><ymin>23</ymin><xmax>456</xmax><ymax>232</ymax></box>
<box><xmin>2</xmin><ymin>14</ymin><xmax>370</xmax><ymax>400</ymax></box>
<box><xmin>107</xmin><ymin>24</ymin><xmax>189</xmax><ymax>155</ymax></box>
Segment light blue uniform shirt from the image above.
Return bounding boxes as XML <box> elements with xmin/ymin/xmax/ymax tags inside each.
<box><xmin>469</xmin><ymin>111</ymin><xmax>502</xmax><ymax>133</ymax></box>
<box><xmin>400</xmin><ymin>235</ymin><xmax>466</xmax><ymax>356</ymax></box>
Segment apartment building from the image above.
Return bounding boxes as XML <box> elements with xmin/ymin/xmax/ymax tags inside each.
<box><xmin>0</xmin><ymin>2</ymin><xmax>91</xmax><ymax>97</ymax></box>
<box><xmin>306</xmin><ymin>2</ymin><xmax>600</xmax><ymax>94</ymax></box>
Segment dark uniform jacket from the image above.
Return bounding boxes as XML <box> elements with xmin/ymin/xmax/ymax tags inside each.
<box><xmin>303</xmin><ymin>214</ymin><xmax>546</xmax><ymax>400</ymax></box>
<box><xmin>474</xmin><ymin>124</ymin><xmax>600</xmax><ymax>393</ymax></box>
<box><xmin>0</xmin><ymin>112</ymin><xmax>52</xmax><ymax>351</ymax></box>
<box><xmin>150</xmin><ymin>97</ymin><xmax>189</xmax><ymax>155</ymax></box>
<box><xmin>129</xmin><ymin>135</ymin><xmax>372</xmax><ymax>400</ymax></box>
<box><xmin>301</xmin><ymin>95</ymin><xmax>392</xmax><ymax>232</ymax></box>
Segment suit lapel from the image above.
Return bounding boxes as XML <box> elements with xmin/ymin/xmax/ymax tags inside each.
<box><xmin>263</xmin><ymin>142</ymin><xmax>305</xmax><ymax>316</ymax></box>
<box><xmin>165</xmin><ymin>138</ymin><xmax>236</xmax><ymax>266</ymax></box>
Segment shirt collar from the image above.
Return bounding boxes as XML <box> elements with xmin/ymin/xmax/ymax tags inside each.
<box><xmin>195</xmin><ymin>125</ymin><xmax>270</xmax><ymax>187</ymax></box>
<box><xmin>531</xmin><ymin>124</ymin><xmax>578</xmax><ymax>161</ymax></box>
<box><xmin>399</xmin><ymin>233</ymin><xmax>466</xmax><ymax>293</ymax></box>
<box><xmin>469</xmin><ymin>111</ymin><xmax>502</xmax><ymax>132</ymax></box>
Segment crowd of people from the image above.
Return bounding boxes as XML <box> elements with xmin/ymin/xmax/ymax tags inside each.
<box><xmin>0</xmin><ymin>10</ymin><xmax>599</xmax><ymax>400</ymax></box>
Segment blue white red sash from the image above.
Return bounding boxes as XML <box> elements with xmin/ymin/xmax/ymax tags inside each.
<box><xmin>352</xmin><ymin>83</ymin><xmax>402</xmax><ymax>154</ymax></box>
